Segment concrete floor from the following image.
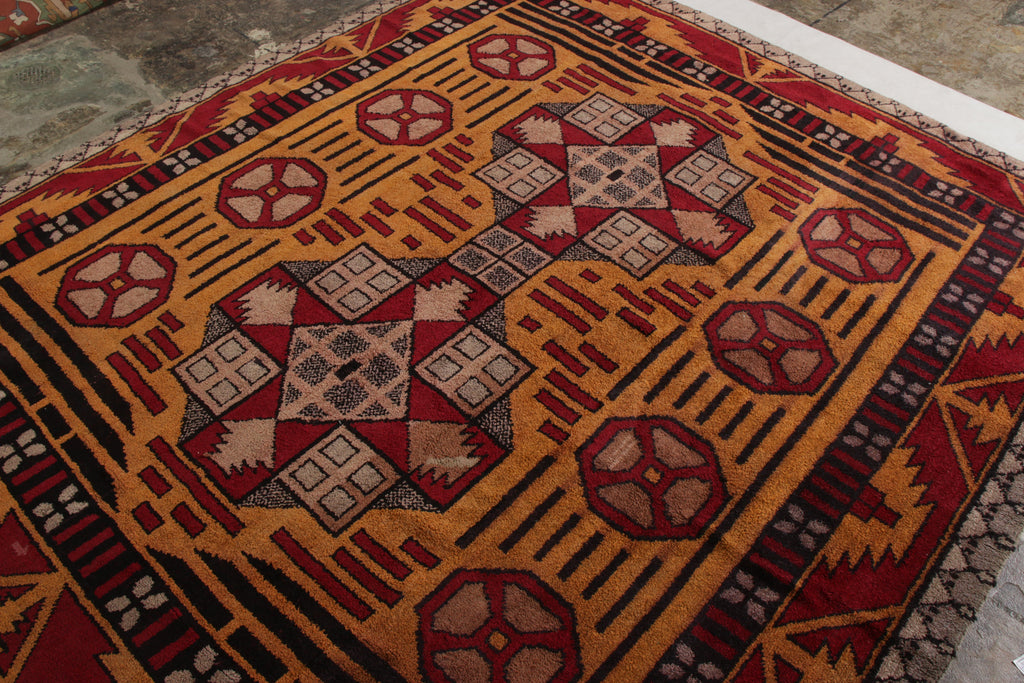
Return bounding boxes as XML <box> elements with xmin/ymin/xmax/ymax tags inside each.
<box><xmin>1</xmin><ymin>0</ymin><xmax>1023</xmax><ymax>680</ymax></box>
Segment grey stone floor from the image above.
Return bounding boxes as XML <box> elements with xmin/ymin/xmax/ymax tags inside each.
<box><xmin>1</xmin><ymin>0</ymin><xmax>1023</xmax><ymax>679</ymax></box>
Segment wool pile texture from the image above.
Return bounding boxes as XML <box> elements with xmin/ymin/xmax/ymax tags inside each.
<box><xmin>2</xmin><ymin>0</ymin><xmax>1024</xmax><ymax>680</ymax></box>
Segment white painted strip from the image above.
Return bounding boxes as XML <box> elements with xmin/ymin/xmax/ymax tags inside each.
<box><xmin>682</xmin><ymin>0</ymin><xmax>1024</xmax><ymax>162</ymax></box>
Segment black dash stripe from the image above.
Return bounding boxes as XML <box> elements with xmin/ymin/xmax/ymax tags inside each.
<box><xmin>672</xmin><ymin>371</ymin><xmax>709</xmax><ymax>410</ymax></box>
<box><xmin>582</xmin><ymin>549</ymin><xmax>629</xmax><ymax>599</ymax></box>
<box><xmin>596</xmin><ymin>557</ymin><xmax>663</xmax><ymax>632</ymax></box>
<box><xmin>608</xmin><ymin>325</ymin><xmax>686</xmax><ymax>400</ymax></box>
<box><xmin>822</xmin><ymin>289</ymin><xmax>850</xmax><ymax>320</ymax></box>
<box><xmin>199</xmin><ymin>552</ymin><xmax>357</xmax><ymax>682</ymax></box>
<box><xmin>150</xmin><ymin>549</ymin><xmax>232</xmax><ymax>629</ymax></box>
<box><xmin>184</xmin><ymin>241</ymin><xmax>279</xmax><ymax>300</ymax></box>
<box><xmin>754</xmin><ymin>250</ymin><xmax>793</xmax><ymax>291</ymax></box>
<box><xmin>535</xmin><ymin>513</ymin><xmax>580</xmax><ymax>561</ymax></box>
<box><xmin>246</xmin><ymin>554</ymin><xmax>404</xmax><ymax>683</ymax></box>
<box><xmin>725</xmin><ymin>230</ymin><xmax>783</xmax><ymax>289</ymax></box>
<box><xmin>838</xmin><ymin>295</ymin><xmax>876</xmax><ymax>339</ymax></box>
<box><xmin>558</xmin><ymin>532</ymin><xmax>604</xmax><ymax>580</ymax></box>
<box><xmin>457</xmin><ymin>455</ymin><xmax>555</xmax><ymax>548</ymax></box>
<box><xmin>499</xmin><ymin>488</ymin><xmax>565</xmax><ymax>553</ymax></box>
<box><xmin>1</xmin><ymin>277</ymin><xmax>134</xmax><ymax>432</ymax></box>
<box><xmin>799</xmin><ymin>276</ymin><xmax>828</xmax><ymax>308</ymax></box>
<box><xmin>643</xmin><ymin>350</ymin><xmax>694</xmax><ymax>404</ymax></box>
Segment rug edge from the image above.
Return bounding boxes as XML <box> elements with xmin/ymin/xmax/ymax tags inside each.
<box><xmin>2</xmin><ymin>0</ymin><xmax>1024</xmax><ymax>203</ymax></box>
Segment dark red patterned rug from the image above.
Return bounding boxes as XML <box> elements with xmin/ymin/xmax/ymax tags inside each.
<box><xmin>0</xmin><ymin>0</ymin><xmax>111</xmax><ymax>47</ymax></box>
<box><xmin>1</xmin><ymin>0</ymin><xmax>1023</xmax><ymax>680</ymax></box>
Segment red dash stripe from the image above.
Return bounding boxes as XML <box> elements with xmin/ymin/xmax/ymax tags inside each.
<box><xmin>122</xmin><ymin>336</ymin><xmax>161</xmax><ymax>371</ymax></box>
<box><xmin>148</xmin><ymin>438</ymin><xmax>243</xmax><ymax>535</ymax></box>
<box><xmin>663</xmin><ymin>280</ymin><xmax>699</xmax><ymax>305</ymax></box>
<box><xmin>371</xmin><ymin>198</ymin><xmax>397</xmax><ymax>216</ymax></box>
<box><xmin>539</xmin><ymin>420</ymin><xmax>569</xmax><ymax>443</ymax></box>
<box><xmin>52</xmin><ymin>513</ymin><xmax>99</xmax><ymax>544</ymax></box>
<box><xmin>80</xmin><ymin>542</ymin><xmax>126</xmax><ymax>578</ymax></box>
<box><xmin>0</xmin><ymin>413</ymin><xmax>24</xmax><ymax>440</ymax></box>
<box><xmin>132</xmin><ymin>607</ymin><xmax>182</xmax><ymax>647</ymax></box>
<box><xmin>831</xmin><ymin>447</ymin><xmax>872</xmax><ymax>476</ymax></box>
<box><xmin>529</xmin><ymin>290</ymin><xmax>590</xmax><ymax>333</ymax></box>
<box><xmin>542</xmin><ymin>341</ymin><xmax>588</xmax><ymax>376</ymax></box>
<box><xmin>658</xmin><ymin>94</ymin><xmax>740</xmax><ymax>138</ymax></box>
<box><xmin>799</xmin><ymin>488</ymin><xmax>840</xmax><ymax>519</ymax></box>
<box><xmin>706</xmin><ymin>605</ymin><xmax>751</xmax><ymax>640</ymax></box>
<box><xmin>443</xmin><ymin>144</ymin><xmax>473</xmax><ymax>162</ymax></box>
<box><xmin>820</xmin><ymin>461</ymin><xmax>859</xmax><ymax>489</ymax></box>
<box><xmin>157</xmin><ymin>311</ymin><xmax>183</xmax><ymax>332</ymax></box>
<box><xmin>404</xmin><ymin>207</ymin><xmax>454</xmax><ymax>242</ymax></box>
<box><xmin>546</xmin><ymin>370</ymin><xmax>602</xmax><ymax>411</ymax></box>
<box><xmin>334</xmin><ymin>547</ymin><xmax>401</xmax><ymax>606</ymax></box>
<box><xmin>905</xmin><ymin>346</ymin><xmax>944</xmax><ymax>369</ymax></box>
<box><xmin>577</xmin><ymin>64</ymin><xmax>636</xmax><ymax>94</ymax></box>
<box><xmin>313</xmin><ymin>220</ymin><xmax>344</xmax><ymax>245</ymax></box>
<box><xmin>870</xmin><ymin>394</ymin><xmax>910</xmax><ymax>421</ymax></box>
<box><xmin>861</xmin><ymin>406</ymin><xmax>901</xmax><ymax>435</ymax></box>
<box><xmin>645</xmin><ymin>289</ymin><xmax>692</xmax><ymax>321</ymax></box>
<box><xmin>545</xmin><ymin>276</ymin><xmax>607</xmax><ymax>319</ymax></box>
<box><xmin>420</xmin><ymin>197</ymin><xmax>472</xmax><ymax>231</ymax></box>
<box><xmin>692</xmin><ymin>624</ymin><xmax>737</xmax><ymax>659</ymax></box>
<box><xmin>11</xmin><ymin>454</ymin><xmax>56</xmax><ymax>487</ymax></box>
<box><xmin>762</xmin><ymin>535</ymin><xmax>804</xmax><ymax>568</ymax></box>
<box><xmin>149</xmin><ymin>629</ymin><xmax>199</xmax><ymax>670</ymax></box>
<box><xmin>361</xmin><ymin>212</ymin><xmax>394</xmax><ymax>236</ymax></box>
<box><xmin>579</xmin><ymin>343</ymin><xmax>617</xmax><ymax>372</ymax></box>
<box><xmin>427</xmin><ymin>149</ymin><xmax>462</xmax><ymax>172</ymax></box>
<box><xmin>95</xmin><ymin>562</ymin><xmax>142</xmax><ymax>598</ymax></box>
<box><xmin>757</xmin><ymin>184</ymin><xmax>799</xmax><ymax>209</ymax></box>
<box><xmin>412</xmin><ymin>174</ymin><xmax>435</xmax><ymax>190</ymax></box>
<box><xmin>693</xmin><ymin>282</ymin><xmax>715</xmax><ymax>298</ymax></box>
<box><xmin>22</xmin><ymin>470</ymin><xmax>67</xmax><ymax>503</ymax></box>
<box><xmin>710</xmin><ymin>96</ymin><xmax>731</xmax><ymax>107</ymax></box>
<box><xmin>328</xmin><ymin>209</ymin><xmax>364</xmax><ymax>236</ymax></box>
<box><xmin>749</xmin><ymin>552</ymin><xmax>794</xmax><ymax>583</ymax></box>
<box><xmin>171</xmin><ymin>504</ymin><xmax>205</xmax><ymax>537</ymax></box>
<box><xmin>455</xmin><ymin>134</ymin><xmax>473</xmax><ymax>146</ymax></box>
<box><xmin>430</xmin><ymin>170</ymin><xmax>464</xmax><ymax>190</ymax></box>
<box><xmin>714</xmin><ymin>109</ymin><xmax>739</xmax><ymax>125</ymax></box>
<box><xmin>564</xmin><ymin>68</ymin><xmax>597</xmax><ymax>87</ymax></box>
<box><xmin>145</xmin><ymin>328</ymin><xmax>181</xmax><ymax>360</ymax></box>
<box><xmin>679</xmin><ymin>92</ymin><xmax>706</xmax><ymax>107</ymax></box>
<box><xmin>67</xmin><ymin>527</ymin><xmax>114</xmax><ymax>563</ymax></box>
<box><xmin>617</xmin><ymin>308</ymin><xmax>655</xmax><ymax>335</ymax></box>
<box><xmin>557</xmin><ymin>77</ymin><xmax>589</xmax><ymax>94</ymax></box>
<box><xmin>770</xmin><ymin>205</ymin><xmax>797</xmax><ymax>221</ymax></box>
<box><xmin>768</xmin><ymin>177</ymin><xmax>813</xmax><ymax>203</ymax></box>
<box><xmin>352</xmin><ymin>530</ymin><xmax>412</xmax><ymax>580</ymax></box>
<box><xmin>536</xmin><ymin>389</ymin><xmax>581</xmax><ymax>424</ymax></box>
<box><xmin>294</xmin><ymin>229</ymin><xmax>315</xmax><ymax>245</ymax></box>
<box><xmin>401</xmin><ymin>538</ymin><xmax>439</xmax><ymax>568</ymax></box>
<box><xmin>743</xmin><ymin>151</ymin><xmax>818</xmax><ymax>192</ymax></box>
<box><xmin>108</xmin><ymin>353</ymin><xmax>167</xmax><ymax>415</ymax></box>
<box><xmin>932</xmin><ymin>302</ymin><xmax>972</xmax><ymax>325</ymax></box>
<box><xmin>612</xmin><ymin>284</ymin><xmax>654</xmax><ymax>314</ymax></box>
<box><xmin>809</xmin><ymin>474</ymin><xmax>851</xmax><ymax>505</ymax></box>
<box><xmin>272</xmin><ymin>529</ymin><xmax>373</xmax><ymax>619</ymax></box>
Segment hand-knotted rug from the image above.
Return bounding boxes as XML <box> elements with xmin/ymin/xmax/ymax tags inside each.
<box><xmin>2</xmin><ymin>0</ymin><xmax>1024</xmax><ymax>680</ymax></box>
<box><xmin>0</xmin><ymin>0</ymin><xmax>109</xmax><ymax>47</ymax></box>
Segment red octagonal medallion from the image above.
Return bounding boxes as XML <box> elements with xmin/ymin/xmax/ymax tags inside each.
<box><xmin>577</xmin><ymin>417</ymin><xmax>727</xmax><ymax>540</ymax></box>
<box><xmin>419</xmin><ymin>569</ymin><xmax>581</xmax><ymax>683</ymax></box>
<box><xmin>705</xmin><ymin>301</ymin><xmax>837</xmax><ymax>394</ymax></box>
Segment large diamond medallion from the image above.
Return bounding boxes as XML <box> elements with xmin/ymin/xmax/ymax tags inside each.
<box><xmin>567</xmin><ymin>145</ymin><xmax>667</xmax><ymax>208</ymax></box>
<box><xmin>278</xmin><ymin>321</ymin><xmax>411</xmax><ymax>421</ymax></box>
